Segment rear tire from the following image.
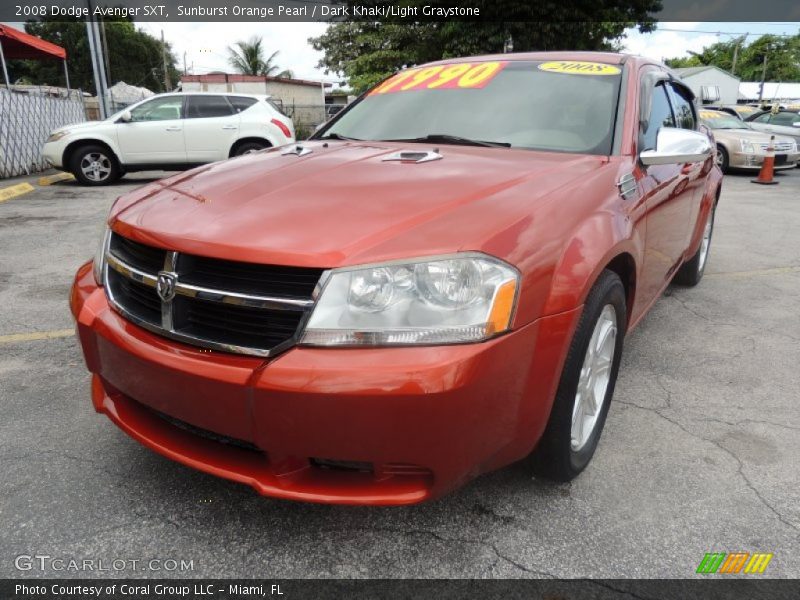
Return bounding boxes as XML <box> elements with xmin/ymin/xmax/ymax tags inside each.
<box><xmin>674</xmin><ymin>203</ymin><xmax>715</xmax><ymax>287</ymax></box>
<box><xmin>529</xmin><ymin>270</ymin><xmax>627</xmax><ymax>481</ymax></box>
<box><xmin>69</xmin><ymin>144</ymin><xmax>120</xmax><ymax>186</ymax></box>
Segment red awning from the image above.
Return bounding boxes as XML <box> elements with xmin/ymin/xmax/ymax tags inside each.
<box><xmin>0</xmin><ymin>23</ymin><xmax>66</xmax><ymax>60</ymax></box>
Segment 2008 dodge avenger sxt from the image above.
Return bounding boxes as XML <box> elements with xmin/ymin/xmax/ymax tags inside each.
<box><xmin>71</xmin><ymin>52</ymin><xmax>722</xmax><ymax>505</ymax></box>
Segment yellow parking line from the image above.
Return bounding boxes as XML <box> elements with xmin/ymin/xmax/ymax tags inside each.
<box><xmin>0</xmin><ymin>182</ymin><xmax>35</xmax><ymax>204</ymax></box>
<box><xmin>0</xmin><ymin>329</ymin><xmax>74</xmax><ymax>344</ymax></box>
<box><xmin>706</xmin><ymin>265</ymin><xmax>800</xmax><ymax>279</ymax></box>
<box><xmin>38</xmin><ymin>172</ymin><xmax>75</xmax><ymax>186</ymax></box>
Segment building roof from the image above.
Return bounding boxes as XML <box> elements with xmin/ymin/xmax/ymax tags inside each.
<box><xmin>673</xmin><ymin>66</ymin><xmax>739</xmax><ymax>81</ymax></box>
<box><xmin>181</xmin><ymin>74</ymin><xmax>329</xmax><ymax>88</ymax></box>
<box><xmin>0</xmin><ymin>23</ymin><xmax>66</xmax><ymax>60</ymax></box>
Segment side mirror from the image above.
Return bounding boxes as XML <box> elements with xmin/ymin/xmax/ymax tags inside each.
<box><xmin>792</xmin><ymin>122</ymin><xmax>800</xmax><ymax>128</ymax></box>
<box><xmin>119</xmin><ymin>110</ymin><xmax>132</xmax><ymax>123</ymax></box>
<box><xmin>640</xmin><ymin>128</ymin><xmax>712</xmax><ymax>166</ymax></box>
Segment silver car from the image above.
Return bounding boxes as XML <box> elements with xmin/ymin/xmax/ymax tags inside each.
<box><xmin>746</xmin><ymin>110</ymin><xmax>800</xmax><ymax>146</ymax></box>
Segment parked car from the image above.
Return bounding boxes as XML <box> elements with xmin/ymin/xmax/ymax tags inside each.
<box><xmin>745</xmin><ymin>109</ymin><xmax>800</xmax><ymax>147</ymax></box>
<box><xmin>699</xmin><ymin>109</ymin><xmax>799</xmax><ymax>172</ymax></box>
<box><xmin>702</xmin><ymin>104</ymin><xmax>760</xmax><ymax>121</ymax></box>
<box><xmin>71</xmin><ymin>52</ymin><xmax>722</xmax><ymax>505</ymax></box>
<box><xmin>43</xmin><ymin>92</ymin><xmax>295</xmax><ymax>185</ymax></box>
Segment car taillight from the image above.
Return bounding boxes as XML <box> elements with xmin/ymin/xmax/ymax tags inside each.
<box><xmin>271</xmin><ymin>118</ymin><xmax>291</xmax><ymax>138</ymax></box>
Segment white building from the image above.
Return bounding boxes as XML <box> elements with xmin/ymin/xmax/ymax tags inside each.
<box><xmin>739</xmin><ymin>82</ymin><xmax>800</xmax><ymax>103</ymax></box>
<box><xmin>673</xmin><ymin>66</ymin><xmax>740</xmax><ymax>105</ymax></box>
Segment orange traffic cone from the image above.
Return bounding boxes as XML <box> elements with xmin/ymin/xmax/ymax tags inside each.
<box><xmin>752</xmin><ymin>135</ymin><xmax>779</xmax><ymax>185</ymax></box>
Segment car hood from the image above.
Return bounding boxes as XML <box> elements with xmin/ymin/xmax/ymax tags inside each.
<box><xmin>111</xmin><ymin>141</ymin><xmax>605</xmax><ymax>268</ymax></box>
<box><xmin>51</xmin><ymin>120</ymin><xmax>109</xmax><ymax>136</ymax></box>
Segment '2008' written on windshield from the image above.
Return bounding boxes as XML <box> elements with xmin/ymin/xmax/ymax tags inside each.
<box><xmin>369</xmin><ymin>62</ymin><xmax>508</xmax><ymax>95</ymax></box>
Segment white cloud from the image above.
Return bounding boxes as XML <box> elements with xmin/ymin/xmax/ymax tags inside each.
<box><xmin>139</xmin><ymin>22</ymin><xmax>338</xmax><ymax>82</ymax></box>
<box><xmin>623</xmin><ymin>22</ymin><xmax>721</xmax><ymax>63</ymax></box>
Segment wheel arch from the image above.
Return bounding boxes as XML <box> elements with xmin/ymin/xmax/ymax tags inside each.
<box><xmin>63</xmin><ymin>138</ymin><xmax>120</xmax><ymax>170</ymax></box>
<box><xmin>228</xmin><ymin>137</ymin><xmax>273</xmax><ymax>157</ymax></box>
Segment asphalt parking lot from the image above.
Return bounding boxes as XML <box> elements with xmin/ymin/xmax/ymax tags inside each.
<box><xmin>1</xmin><ymin>167</ymin><xmax>799</xmax><ymax>579</ymax></box>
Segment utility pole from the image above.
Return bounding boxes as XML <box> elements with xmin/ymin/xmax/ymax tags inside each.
<box><xmin>183</xmin><ymin>51</ymin><xmax>187</xmax><ymax>77</ymax></box>
<box><xmin>731</xmin><ymin>35</ymin><xmax>745</xmax><ymax>76</ymax></box>
<box><xmin>99</xmin><ymin>19</ymin><xmax>112</xmax><ymax>85</ymax></box>
<box><xmin>161</xmin><ymin>29</ymin><xmax>171</xmax><ymax>91</ymax></box>
<box><xmin>758</xmin><ymin>47</ymin><xmax>769</xmax><ymax>103</ymax></box>
<box><xmin>85</xmin><ymin>0</ymin><xmax>109</xmax><ymax>119</ymax></box>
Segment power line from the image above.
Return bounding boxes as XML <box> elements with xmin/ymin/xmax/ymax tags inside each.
<box><xmin>655</xmin><ymin>27</ymin><xmax>799</xmax><ymax>38</ymax></box>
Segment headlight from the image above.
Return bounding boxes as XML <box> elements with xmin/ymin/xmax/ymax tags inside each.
<box><xmin>300</xmin><ymin>254</ymin><xmax>519</xmax><ymax>347</ymax></box>
<box><xmin>46</xmin><ymin>130</ymin><xmax>71</xmax><ymax>143</ymax></box>
<box><xmin>93</xmin><ymin>225</ymin><xmax>111</xmax><ymax>286</ymax></box>
<box><xmin>740</xmin><ymin>139</ymin><xmax>755</xmax><ymax>153</ymax></box>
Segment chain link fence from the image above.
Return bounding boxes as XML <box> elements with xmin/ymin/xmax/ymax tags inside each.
<box><xmin>0</xmin><ymin>87</ymin><xmax>86</xmax><ymax>179</ymax></box>
<box><xmin>277</xmin><ymin>102</ymin><xmax>327</xmax><ymax>140</ymax></box>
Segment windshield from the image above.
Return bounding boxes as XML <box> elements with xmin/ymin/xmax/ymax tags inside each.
<box><xmin>318</xmin><ymin>60</ymin><xmax>623</xmax><ymax>155</ymax></box>
<box><xmin>700</xmin><ymin>111</ymin><xmax>748</xmax><ymax>130</ymax></box>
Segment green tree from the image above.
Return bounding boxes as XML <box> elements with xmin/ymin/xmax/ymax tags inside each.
<box><xmin>310</xmin><ymin>0</ymin><xmax>661</xmax><ymax>93</ymax></box>
<box><xmin>666</xmin><ymin>33</ymin><xmax>800</xmax><ymax>82</ymax></box>
<box><xmin>227</xmin><ymin>36</ymin><xmax>293</xmax><ymax>78</ymax></box>
<box><xmin>9</xmin><ymin>18</ymin><xmax>180</xmax><ymax>93</ymax></box>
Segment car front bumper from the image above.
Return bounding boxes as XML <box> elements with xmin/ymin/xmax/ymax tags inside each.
<box><xmin>42</xmin><ymin>141</ymin><xmax>65</xmax><ymax>169</ymax></box>
<box><xmin>729</xmin><ymin>150</ymin><xmax>800</xmax><ymax>170</ymax></box>
<box><xmin>70</xmin><ymin>261</ymin><xmax>579</xmax><ymax>505</ymax></box>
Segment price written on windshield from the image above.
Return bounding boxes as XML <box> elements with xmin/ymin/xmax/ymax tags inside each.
<box><xmin>370</xmin><ymin>62</ymin><xmax>508</xmax><ymax>95</ymax></box>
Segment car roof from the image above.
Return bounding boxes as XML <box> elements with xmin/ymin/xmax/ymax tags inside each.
<box><xmin>151</xmin><ymin>91</ymin><xmax>271</xmax><ymax>100</ymax></box>
<box><xmin>421</xmin><ymin>50</ymin><xmax>660</xmax><ymax>69</ymax></box>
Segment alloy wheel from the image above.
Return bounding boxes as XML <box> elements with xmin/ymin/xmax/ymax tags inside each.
<box><xmin>80</xmin><ymin>152</ymin><xmax>112</xmax><ymax>182</ymax></box>
<box><xmin>571</xmin><ymin>304</ymin><xmax>617</xmax><ymax>451</ymax></box>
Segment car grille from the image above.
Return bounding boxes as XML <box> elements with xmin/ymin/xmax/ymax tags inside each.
<box><xmin>760</xmin><ymin>141</ymin><xmax>794</xmax><ymax>152</ymax></box>
<box><xmin>104</xmin><ymin>233</ymin><xmax>324</xmax><ymax>356</ymax></box>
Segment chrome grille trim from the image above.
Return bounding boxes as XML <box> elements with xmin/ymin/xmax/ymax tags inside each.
<box><xmin>760</xmin><ymin>142</ymin><xmax>794</xmax><ymax>152</ymax></box>
<box><xmin>104</xmin><ymin>237</ymin><xmax>319</xmax><ymax>357</ymax></box>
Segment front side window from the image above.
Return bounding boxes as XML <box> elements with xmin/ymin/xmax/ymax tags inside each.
<box><xmin>129</xmin><ymin>96</ymin><xmax>183</xmax><ymax>122</ymax></box>
<box><xmin>185</xmin><ymin>95</ymin><xmax>235</xmax><ymax>119</ymax></box>
<box><xmin>318</xmin><ymin>60</ymin><xmax>623</xmax><ymax>155</ymax></box>
<box><xmin>668</xmin><ymin>84</ymin><xmax>696</xmax><ymax>130</ymax></box>
<box><xmin>641</xmin><ymin>82</ymin><xmax>675</xmax><ymax>152</ymax></box>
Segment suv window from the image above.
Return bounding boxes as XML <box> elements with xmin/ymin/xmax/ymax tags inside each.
<box><xmin>129</xmin><ymin>96</ymin><xmax>183</xmax><ymax>122</ymax></box>
<box><xmin>642</xmin><ymin>82</ymin><xmax>675</xmax><ymax>151</ymax></box>
<box><xmin>266</xmin><ymin>98</ymin><xmax>287</xmax><ymax>116</ymax></box>
<box><xmin>185</xmin><ymin>95</ymin><xmax>234</xmax><ymax>119</ymax></box>
<box><xmin>770</xmin><ymin>112</ymin><xmax>800</xmax><ymax>126</ymax></box>
<box><xmin>668</xmin><ymin>84</ymin><xmax>696</xmax><ymax>130</ymax></box>
<box><xmin>228</xmin><ymin>96</ymin><xmax>258</xmax><ymax>113</ymax></box>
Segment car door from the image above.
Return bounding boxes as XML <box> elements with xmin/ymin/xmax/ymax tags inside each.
<box><xmin>183</xmin><ymin>95</ymin><xmax>241</xmax><ymax>163</ymax></box>
<box><xmin>764</xmin><ymin>111</ymin><xmax>800</xmax><ymax>143</ymax></box>
<box><xmin>637</xmin><ymin>78</ymin><xmax>698</xmax><ymax>306</ymax></box>
<box><xmin>115</xmin><ymin>96</ymin><xmax>187</xmax><ymax>164</ymax></box>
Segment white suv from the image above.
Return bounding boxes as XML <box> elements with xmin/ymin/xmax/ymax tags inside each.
<box><xmin>43</xmin><ymin>92</ymin><xmax>296</xmax><ymax>185</ymax></box>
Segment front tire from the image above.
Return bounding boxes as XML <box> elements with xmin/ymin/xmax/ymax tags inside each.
<box><xmin>715</xmin><ymin>144</ymin><xmax>729</xmax><ymax>173</ymax></box>
<box><xmin>674</xmin><ymin>203</ymin><xmax>715</xmax><ymax>287</ymax></box>
<box><xmin>232</xmin><ymin>141</ymin><xmax>268</xmax><ymax>156</ymax></box>
<box><xmin>530</xmin><ymin>270</ymin><xmax>627</xmax><ymax>481</ymax></box>
<box><xmin>70</xmin><ymin>144</ymin><xmax>120</xmax><ymax>186</ymax></box>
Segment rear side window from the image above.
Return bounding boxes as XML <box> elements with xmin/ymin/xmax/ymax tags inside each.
<box><xmin>266</xmin><ymin>98</ymin><xmax>287</xmax><ymax>116</ymax></box>
<box><xmin>642</xmin><ymin>83</ymin><xmax>675</xmax><ymax>151</ymax></box>
<box><xmin>185</xmin><ymin>95</ymin><xmax>234</xmax><ymax>119</ymax></box>
<box><xmin>228</xmin><ymin>96</ymin><xmax>258</xmax><ymax>113</ymax></box>
<box><xmin>668</xmin><ymin>84</ymin><xmax>696</xmax><ymax>130</ymax></box>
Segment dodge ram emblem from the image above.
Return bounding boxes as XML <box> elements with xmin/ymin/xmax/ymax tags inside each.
<box><xmin>156</xmin><ymin>272</ymin><xmax>177</xmax><ymax>302</ymax></box>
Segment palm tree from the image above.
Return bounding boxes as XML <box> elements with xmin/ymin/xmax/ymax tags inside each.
<box><xmin>227</xmin><ymin>36</ymin><xmax>293</xmax><ymax>78</ymax></box>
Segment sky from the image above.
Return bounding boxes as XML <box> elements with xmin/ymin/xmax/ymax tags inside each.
<box><xmin>148</xmin><ymin>21</ymin><xmax>800</xmax><ymax>86</ymax></box>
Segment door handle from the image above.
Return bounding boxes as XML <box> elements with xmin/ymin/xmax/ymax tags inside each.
<box><xmin>165</xmin><ymin>126</ymin><xmax>182</xmax><ymax>131</ymax></box>
<box><xmin>221</xmin><ymin>125</ymin><xmax>237</xmax><ymax>130</ymax></box>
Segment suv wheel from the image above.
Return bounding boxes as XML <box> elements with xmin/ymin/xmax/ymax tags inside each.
<box><xmin>70</xmin><ymin>145</ymin><xmax>120</xmax><ymax>186</ymax></box>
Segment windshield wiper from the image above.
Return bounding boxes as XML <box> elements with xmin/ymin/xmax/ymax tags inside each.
<box><xmin>319</xmin><ymin>133</ymin><xmax>362</xmax><ymax>141</ymax></box>
<box><xmin>382</xmin><ymin>134</ymin><xmax>511</xmax><ymax>148</ymax></box>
